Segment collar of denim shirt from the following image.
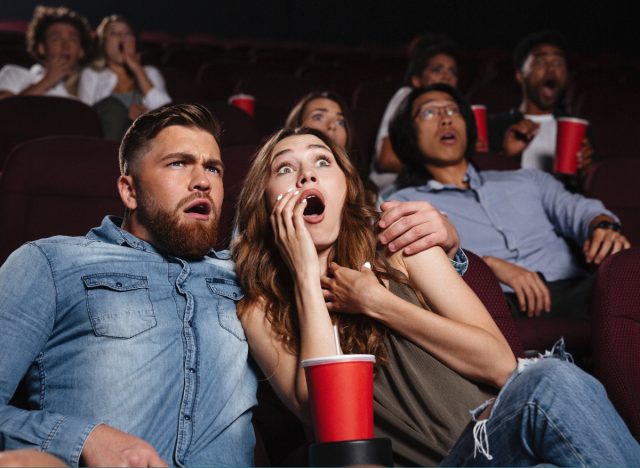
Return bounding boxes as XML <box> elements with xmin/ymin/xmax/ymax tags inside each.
<box><xmin>86</xmin><ymin>216</ymin><xmax>232</xmax><ymax>261</ymax></box>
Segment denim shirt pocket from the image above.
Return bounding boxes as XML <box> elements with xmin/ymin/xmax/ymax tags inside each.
<box><xmin>206</xmin><ymin>277</ymin><xmax>246</xmax><ymax>341</ymax></box>
<box><xmin>82</xmin><ymin>273</ymin><xmax>157</xmax><ymax>339</ymax></box>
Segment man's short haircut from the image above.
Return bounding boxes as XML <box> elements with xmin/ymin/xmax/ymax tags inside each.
<box><xmin>119</xmin><ymin>103</ymin><xmax>221</xmax><ymax>176</ymax></box>
<box><xmin>513</xmin><ymin>30</ymin><xmax>569</xmax><ymax>71</ymax></box>
<box><xmin>404</xmin><ymin>34</ymin><xmax>459</xmax><ymax>86</ymax></box>
<box><xmin>26</xmin><ymin>5</ymin><xmax>93</xmax><ymax>63</ymax></box>
<box><xmin>389</xmin><ymin>83</ymin><xmax>477</xmax><ymax>189</ymax></box>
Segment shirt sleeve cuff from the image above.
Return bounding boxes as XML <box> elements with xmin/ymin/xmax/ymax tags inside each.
<box><xmin>450</xmin><ymin>248</ymin><xmax>468</xmax><ymax>276</ymax></box>
<box><xmin>42</xmin><ymin>417</ymin><xmax>103</xmax><ymax>467</ymax></box>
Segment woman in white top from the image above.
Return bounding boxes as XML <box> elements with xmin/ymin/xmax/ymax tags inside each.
<box><xmin>79</xmin><ymin>15</ymin><xmax>171</xmax><ymax>139</ymax></box>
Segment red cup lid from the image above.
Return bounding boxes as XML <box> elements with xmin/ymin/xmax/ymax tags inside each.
<box><xmin>557</xmin><ymin>116</ymin><xmax>589</xmax><ymax>125</ymax></box>
<box><xmin>228</xmin><ymin>93</ymin><xmax>255</xmax><ymax>100</ymax></box>
<box><xmin>301</xmin><ymin>354</ymin><xmax>376</xmax><ymax>367</ymax></box>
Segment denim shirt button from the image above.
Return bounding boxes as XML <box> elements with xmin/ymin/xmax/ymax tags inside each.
<box><xmin>184</xmin><ymin>415</ymin><xmax>191</xmax><ymax>421</ymax></box>
<box><xmin>187</xmin><ymin>320</ymin><xmax>192</xmax><ymax>327</ymax></box>
<box><xmin>188</xmin><ymin>368</ymin><xmax>196</xmax><ymax>373</ymax></box>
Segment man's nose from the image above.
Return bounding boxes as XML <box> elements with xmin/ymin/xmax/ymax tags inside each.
<box><xmin>439</xmin><ymin>112</ymin><xmax>453</xmax><ymax>126</ymax></box>
<box><xmin>190</xmin><ymin>166</ymin><xmax>211</xmax><ymax>191</ymax></box>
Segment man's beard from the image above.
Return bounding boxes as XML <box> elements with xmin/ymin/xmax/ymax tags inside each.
<box><xmin>525</xmin><ymin>78</ymin><xmax>566</xmax><ymax>112</ymax></box>
<box><xmin>135</xmin><ymin>188</ymin><xmax>219</xmax><ymax>260</ymax></box>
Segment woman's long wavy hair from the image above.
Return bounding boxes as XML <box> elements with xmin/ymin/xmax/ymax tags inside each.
<box><xmin>233</xmin><ymin>127</ymin><xmax>393</xmax><ymax>361</ymax></box>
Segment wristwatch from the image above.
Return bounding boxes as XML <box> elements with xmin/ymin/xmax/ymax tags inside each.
<box><xmin>589</xmin><ymin>220</ymin><xmax>621</xmax><ymax>237</ymax></box>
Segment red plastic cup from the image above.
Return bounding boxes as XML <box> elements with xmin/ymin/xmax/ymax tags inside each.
<box><xmin>302</xmin><ymin>354</ymin><xmax>376</xmax><ymax>443</ymax></box>
<box><xmin>228</xmin><ymin>93</ymin><xmax>255</xmax><ymax>117</ymax></box>
<box><xmin>555</xmin><ymin>117</ymin><xmax>589</xmax><ymax>174</ymax></box>
<box><xmin>471</xmin><ymin>105</ymin><xmax>488</xmax><ymax>152</ymax></box>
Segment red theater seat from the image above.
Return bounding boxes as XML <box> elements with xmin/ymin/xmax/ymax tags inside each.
<box><xmin>0</xmin><ymin>136</ymin><xmax>121</xmax><ymax>265</ymax></box>
<box><xmin>0</xmin><ymin>96</ymin><xmax>102</xmax><ymax>169</ymax></box>
<box><xmin>591</xmin><ymin>248</ymin><xmax>640</xmax><ymax>441</ymax></box>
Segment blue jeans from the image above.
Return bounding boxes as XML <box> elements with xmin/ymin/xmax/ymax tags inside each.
<box><xmin>441</xmin><ymin>341</ymin><xmax>640</xmax><ymax>467</ymax></box>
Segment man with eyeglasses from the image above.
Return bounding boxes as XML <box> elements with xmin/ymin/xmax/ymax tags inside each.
<box><xmin>385</xmin><ymin>83</ymin><xmax>629</xmax><ymax>321</ymax></box>
<box><xmin>487</xmin><ymin>30</ymin><xmax>594</xmax><ymax>185</ymax></box>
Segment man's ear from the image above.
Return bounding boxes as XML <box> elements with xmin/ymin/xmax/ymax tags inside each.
<box><xmin>118</xmin><ymin>175</ymin><xmax>138</xmax><ymax>210</ymax></box>
<box><xmin>515</xmin><ymin>69</ymin><xmax>524</xmax><ymax>85</ymax></box>
<box><xmin>410</xmin><ymin>75</ymin><xmax>422</xmax><ymax>88</ymax></box>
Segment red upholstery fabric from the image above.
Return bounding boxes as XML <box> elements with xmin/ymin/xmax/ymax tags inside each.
<box><xmin>201</xmin><ymin>101</ymin><xmax>259</xmax><ymax>147</ymax></box>
<box><xmin>577</xmin><ymin>86</ymin><xmax>640</xmax><ymax>159</ymax></box>
<box><xmin>0</xmin><ymin>136</ymin><xmax>121</xmax><ymax>265</ymax></box>
<box><xmin>463</xmin><ymin>251</ymin><xmax>592</xmax><ymax>358</ymax></box>
<box><xmin>591</xmin><ymin>248</ymin><xmax>640</xmax><ymax>441</ymax></box>
<box><xmin>0</xmin><ymin>96</ymin><xmax>103</xmax><ymax>169</ymax></box>
<box><xmin>214</xmin><ymin>143</ymin><xmax>258</xmax><ymax>251</ymax></box>
<box><xmin>583</xmin><ymin>158</ymin><xmax>640</xmax><ymax>246</ymax></box>
<box><xmin>514</xmin><ymin>317</ymin><xmax>591</xmax><ymax>356</ymax></box>
<box><xmin>462</xmin><ymin>250</ymin><xmax>525</xmax><ymax>357</ymax></box>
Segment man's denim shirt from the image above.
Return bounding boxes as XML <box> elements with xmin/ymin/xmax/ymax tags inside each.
<box><xmin>0</xmin><ymin>217</ymin><xmax>257</xmax><ymax>466</ymax></box>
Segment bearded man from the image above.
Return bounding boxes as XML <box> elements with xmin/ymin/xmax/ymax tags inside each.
<box><xmin>0</xmin><ymin>104</ymin><xmax>257</xmax><ymax>466</ymax></box>
<box><xmin>0</xmin><ymin>103</ymin><xmax>467</xmax><ymax>466</ymax></box>
<box><xmin>487</xmin><ymin>30</ymin><xmax>594</xmax><ymax>179</ymax></box>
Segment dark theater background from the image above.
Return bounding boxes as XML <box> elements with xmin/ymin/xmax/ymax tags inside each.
<box><xmin>1</xmin><ymin>1</ymin><xmax>640</xmax><ymax>464</ymax></box>
<box><xmin>0</xmin><ymin>0</ymin><xmax>637</xmax><ymax>56</ymax></box>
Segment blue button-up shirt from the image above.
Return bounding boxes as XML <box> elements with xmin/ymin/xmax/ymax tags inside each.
<box><xmin>0</xmin><ymin>217</ymin><xmax>257</xmax><ymax>466</ymax></box>
<box><xmin>389</xmin><ymin>166</ymin><xmax>616</xmax><ymax>291</ymax></box>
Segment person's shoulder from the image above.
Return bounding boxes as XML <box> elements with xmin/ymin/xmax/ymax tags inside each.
<box><xmin>143</xmin><ymin>64</ymin><xmax>161</xmax><ymax>74</ymax></box>
<box><xmin>29</xmin><ymin>234</ymin><xmax>100</xmax><ymax>253</ymax></box>
<box><xmin>386</xmin><ymin>184</ymin><xmax>426</xmax><ymax>201</ymax></box>
<box><xmin>80</xmin><ymin>65</ymin><xmax>108</xmax><ymax>79</ymax></box>
<box><xmin>482</xmin><ymin>167</ymin><xmax>535</xmax><ymax>180</ymax></box>
<box><xmin>0</xmin><ymin>63</ymin><xmax>30</xmax><ymax>75</ymax></box>
<box><xmin>0</xmin><ymin>64</ymin><xmax>31</xmax><ymax>83</ymax></box>
<box><xmin>3</xmin><ymin>234</ymin><xmax>92</xmax><ymax>268</ymax></box>
<box><xmin>389</xmin><ymin>86</ymin><xmax>412</xmax><ymax>103</ymax></box>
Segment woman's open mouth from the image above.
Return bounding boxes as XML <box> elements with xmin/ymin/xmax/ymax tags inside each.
<box><xmin>300</xmin><ymin>190</ymin><xmax>326</xmax><ymax>224</ymax></box>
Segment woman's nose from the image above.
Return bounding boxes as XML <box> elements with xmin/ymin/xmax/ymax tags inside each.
<box><xmin>298</xmin><ymin>168</ymin><xmax>317</xmax><ymax>186</ymax></box>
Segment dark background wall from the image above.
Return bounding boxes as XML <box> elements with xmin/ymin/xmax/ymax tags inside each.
<box><xmin>1</xmin><ymin>0</ymin><xmax>638</xmax><ymax>58</ymax></box>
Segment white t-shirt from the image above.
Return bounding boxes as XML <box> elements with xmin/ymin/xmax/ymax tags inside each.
<box><xmin>78</xmin><ymin>65</ymin><xmax>171</xmax><ymax>110</ymax></box>
<box><xmin>521</xmin><ymin>113</ymin><xmax>557</xmax><ymax>172</ymax></box>
<box><xmin>369</xmin><ymin>86</ymin><xmax>412</xmax><ymax>192</ymax></box>
<box><xmin>0</xmin><ymin>64</ymin><xmax>74</xmax><ymax>98</ymax></box>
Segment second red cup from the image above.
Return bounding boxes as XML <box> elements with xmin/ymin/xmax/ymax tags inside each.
<box><xmin>302</xmin><ymin>354</ymin><xmax>376</xmax><ymax>443</ymax></box>
<box><xmin>555</xmin><ymin>117</ymin><xmax>589</xmax><ymax>174</ymax></box>
<box><xmin>228</xmin><ymin>93</ymin><xmax>255</xmax><ymax>117</ymax></box>
<box><xmin>471</xmin><ymin>105</ymin><xmax>488</xmax><ymax>152</ymax></box>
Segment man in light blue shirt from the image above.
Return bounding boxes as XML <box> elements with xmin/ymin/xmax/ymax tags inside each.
<box><xmin>386</xmin><ymin>84</ymin><xmax>630</xmax><ymax>319</ymax></box>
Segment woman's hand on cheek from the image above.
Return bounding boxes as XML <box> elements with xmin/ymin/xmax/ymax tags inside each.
<box><xmin>321</xmin><ymin>262</ymin><xmax>384</xmax><ymax>316</ymax></box>
<box><xmin>271</xmin><ymin>188</ymin><xmax>319</xmax><ymax>278</ymax></box>
<box><xmin>123</xmin><ymin>37</ymin><xmax>142</xmax><ymax>70</ymax></box>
